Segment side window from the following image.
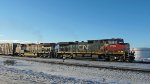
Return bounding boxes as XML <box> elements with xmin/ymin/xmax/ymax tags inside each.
<box><xmin>108</xmin><ymin>41</ymin><xmax>112</xmax><ymax>44</ymax></box>
<box><xmin>115</xmin><ymin>41</ymin><xmax>117</xmax><ymax>44</ymax></box>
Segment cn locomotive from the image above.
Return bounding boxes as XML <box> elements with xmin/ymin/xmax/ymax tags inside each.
<box><xmin>0</xmin><ymin>38</ymin><xmax>135</xmax><ymax>62</ymax></box>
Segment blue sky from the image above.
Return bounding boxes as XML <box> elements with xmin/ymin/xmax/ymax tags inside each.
<box><xmin>0</xmin><ymin>0</ymin><xmax>150</xmax><ymax>48</ymax></box>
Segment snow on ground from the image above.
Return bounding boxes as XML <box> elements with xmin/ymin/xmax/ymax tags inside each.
<box><xmin>0</xmin><ymin>56</ymin><xmax>150</xmax><ymax>84</ymax></box>
<box><xmin>143</xmin><ymin>58</ymin><xmax>150</xmax><ymax>62</ymax></box>
<box><xmin>5</xmin><ymin>56</ymin><xmax>150</xmax><ymax>70</ymax></box>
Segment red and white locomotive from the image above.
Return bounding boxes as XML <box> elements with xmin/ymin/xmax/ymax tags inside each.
<box><xmin>56</xmin><ymin>38</ymin><xmax>135</xmax><ymax>62</ymax></box>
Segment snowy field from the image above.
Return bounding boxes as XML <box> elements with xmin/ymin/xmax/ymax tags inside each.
<box><xmin>0</xmin><ymin>56</ymin><xmax>150</xmax><ymax>84</ymax></box>
<box><xmin>3</xmin><ymin>56</ymin><xmax>150</xmax><ymax>71</ymax></box>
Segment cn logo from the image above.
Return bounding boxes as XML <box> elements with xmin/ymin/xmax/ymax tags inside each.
<box><xmin>78</xmin><ymin>45</ymin><xmax>89</xmax><ymax>50</ymax></box>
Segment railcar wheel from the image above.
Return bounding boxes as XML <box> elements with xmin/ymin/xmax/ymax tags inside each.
<box><xmin>109</xmin><ymin>56</ymin><xmax>114</xmax><ymax>61</ymax></box>
<box><xmin>98</xmin><ymin>55</ymin><xmax>102</xmax><ymax>59</ymax></box>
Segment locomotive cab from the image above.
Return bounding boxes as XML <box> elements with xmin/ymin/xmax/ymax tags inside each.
<box><xmin>99</xmin><ymin>39</ymin><xmax>135</xmax><ymax>62</ymax></box>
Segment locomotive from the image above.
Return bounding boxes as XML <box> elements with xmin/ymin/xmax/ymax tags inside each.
<box><xmin>0</xmin><ymin>38</ymin><xmax>135</xmax><ymax>62</ymax></box>
<box><xmin>56</xmin><ymin>38</ymin><xmax>134</xmax><ymax>62</ymax></box>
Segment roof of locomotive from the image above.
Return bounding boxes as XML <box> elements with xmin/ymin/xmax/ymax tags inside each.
<box><xmin>88</xmin><ymin>38</ymin><xmax>123</xmax><ymax>41</ymax></box>
<box><xmin>40</xmin><ymin>43</ymin><xmax>56</xmax><ymax>45</ymax></box>
<box><xmin>57</xmin><ymin>42</ymin><xmax>75</xmax><ymax>45</ymax></box>
<box><xmin>57</xmin><ymin>38</ymin><xmax>124</xmax><ymax>45</ymax></box>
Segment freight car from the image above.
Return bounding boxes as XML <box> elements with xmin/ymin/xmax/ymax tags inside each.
<box><xmin>0</xmin><ymin>43</ymin><xmax>18</xmax><ymax>55</ymax></box>
<box><xmin>55</xmin><ymin>38</ymin><xmax>135</xmax><ymax>62</ymax></box>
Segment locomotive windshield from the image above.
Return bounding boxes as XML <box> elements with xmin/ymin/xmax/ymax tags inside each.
<box><xmin>117</xmin><ymin>39</ymin><xmax>124</xmax><ymax>43</ymax></box>
<box><xmin>112</xmin><ymin>39</ymin><xmax>124</xmax><ymax>44</ymax></box>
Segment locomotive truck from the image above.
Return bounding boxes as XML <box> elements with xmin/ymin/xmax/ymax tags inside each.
<box><xmin>0</xmin><ymin>38</ymin><xmax>135</xmax><ymax>62</ymax></box>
